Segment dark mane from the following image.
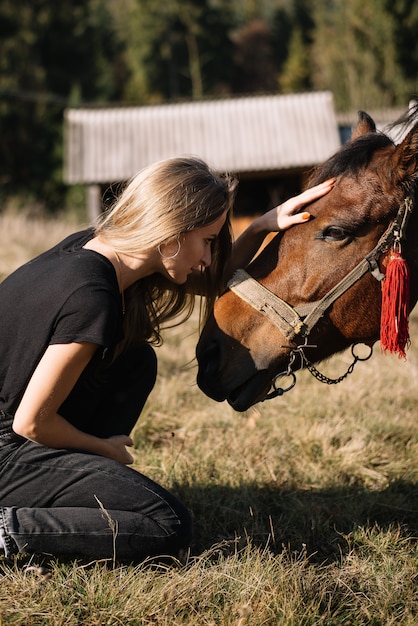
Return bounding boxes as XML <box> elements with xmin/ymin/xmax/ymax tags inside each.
<box><xmin>309</xmin><ymin>133</ymin><xmax>394</xmax><ymax>186</ymax></box>
<box><xmin>310</xmin><ymin>102</ymin><xmax>418</xmax><ymax>187</ymax></box>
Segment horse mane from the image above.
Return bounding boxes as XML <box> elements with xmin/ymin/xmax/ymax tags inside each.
<box><xmin>309</xmin><ymin>133</ymin><xmax>394</xmax><ymax>186</ymax></box>
<box><xmin>310</xmin><ymin>102</ymin><xmax>418</xmax><ymax>188</ymax></box>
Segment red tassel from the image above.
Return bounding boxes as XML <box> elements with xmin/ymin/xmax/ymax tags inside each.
<box><xmin>380</xmin><ymin>251</ymin><xmax>410</xmax><ymax>359</ymax></box>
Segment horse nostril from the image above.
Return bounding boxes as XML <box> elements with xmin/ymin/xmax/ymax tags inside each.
<box><xmin>196</xmin><ymin>338</ymin><xmax>228</xmax><ymax>401</ymax></box>
<box><xmin>198</xmin><ymin>340</ymin><xmax>220</xmax><ymax>378</ymax></box>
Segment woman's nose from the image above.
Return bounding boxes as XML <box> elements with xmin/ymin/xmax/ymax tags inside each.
<box><xmin>201</xmin><ymin>247</ymin><xmax>212</xmax><ymax>268</ymax></box>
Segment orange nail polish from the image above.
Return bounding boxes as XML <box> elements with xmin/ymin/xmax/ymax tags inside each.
<box><xmin>302</xmin><ymin>212</ymin><xmax>311</xmax><ymax>221</ymax></box>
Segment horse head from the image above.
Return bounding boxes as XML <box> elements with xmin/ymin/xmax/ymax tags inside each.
<box><xmin>196</xmin><ymin>109</ymin><xmax>418</xmax><ymax>411</ymax></box>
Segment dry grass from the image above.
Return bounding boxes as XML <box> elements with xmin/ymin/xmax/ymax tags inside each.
<box><xmin>0</xmin><ymin>210</ymin><xmax>82</xmax><ymax>281</ymax></box>
<box><xmin>1</xmin><ymin>211</ymin><xmax>418</xmax><ymax>625</ymax></box>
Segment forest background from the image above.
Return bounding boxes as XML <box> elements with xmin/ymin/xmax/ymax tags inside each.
<box><xmin>1</xmin><ymin>0</ymin><xmax>418</xmax><ymax>213</ymax></box>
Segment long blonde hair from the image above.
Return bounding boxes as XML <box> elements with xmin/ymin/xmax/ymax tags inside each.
<box><xmin>95</xmin><ymin>156</ymin><xmax>237</xmax><ymax>350</ymax></box>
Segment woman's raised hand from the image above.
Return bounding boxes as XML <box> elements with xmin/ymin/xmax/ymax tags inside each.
<box><xmin>255</xmin><ymin>178</ymin><xmax>335</xmax><ymax>234</ymax></box>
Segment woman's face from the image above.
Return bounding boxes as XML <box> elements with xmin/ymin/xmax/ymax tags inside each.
<box><xmin>160</xmin><ymin>212</ymin><xmax>228</xmax><ymax>284</ymax></box>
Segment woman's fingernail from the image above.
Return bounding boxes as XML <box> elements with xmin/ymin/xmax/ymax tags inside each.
<box><xmin>325</xmin><ymin>177</ymin><xmax>336</xmax><ymax>184</ymax></box>
<box><xmin>302</xmin><ymin>212</ymin><xmax>311</xmax><ymax>221</ymax></box>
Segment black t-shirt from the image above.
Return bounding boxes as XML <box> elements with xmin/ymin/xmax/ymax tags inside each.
<box><xmin>0</xmin><ymin>229</ymin><xmax>124</xmax><ymax>416</ymax></box>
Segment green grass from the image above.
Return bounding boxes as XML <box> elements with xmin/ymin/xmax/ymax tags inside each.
<box><xmin>1</xmin><ymin>212</ymin><xmax>418</xmax><ymax>624</ymax></box>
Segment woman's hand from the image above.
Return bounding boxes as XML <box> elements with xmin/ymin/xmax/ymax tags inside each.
<box><xmin>253</xmin><ymin>178</ymin><xmax>335</xmax><ymax>234</ymax></box>
<box><xmin>105</xmin><ymin>435</ymin><xmax>134</xmax><ymax>465</ymax></box>
<box><xmin>227</xmin><ymin>178</ymin><xmax>335</xmax><ymax>276</ymax></box>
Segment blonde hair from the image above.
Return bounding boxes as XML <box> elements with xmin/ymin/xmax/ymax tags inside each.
<box><xmin>96</xmin><ymin>156</ymin><xmax>237</xmax><ymax>350</ymax></box>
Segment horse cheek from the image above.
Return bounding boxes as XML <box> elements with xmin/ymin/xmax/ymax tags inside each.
<box><xmin>332</xmin><ymin>279</ymin><xmax>381</xmax><ymax>342</ymax></box>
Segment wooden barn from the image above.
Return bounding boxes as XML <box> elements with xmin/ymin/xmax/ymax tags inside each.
<box><xmin>63</xmin><ymin>91</ymin><xmax>341</xmax><ymax>221</ymax></box>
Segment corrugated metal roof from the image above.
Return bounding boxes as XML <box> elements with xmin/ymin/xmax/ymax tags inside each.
<box><xmin>64</xmin><ymin>91</ymin><xmax>341</xmax><ymax>184</ymax></box>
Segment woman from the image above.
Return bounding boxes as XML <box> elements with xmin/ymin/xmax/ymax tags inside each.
<box><xmin>0</xmin><ymin>157</ymin><xmax>333</xmax><ymax>561</ymax></box>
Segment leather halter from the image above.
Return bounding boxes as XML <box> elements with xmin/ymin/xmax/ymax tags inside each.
<box><xmin>228</xmin><ymin>197</ymin><xmax>413</xmax><ymax>344</ymax></box>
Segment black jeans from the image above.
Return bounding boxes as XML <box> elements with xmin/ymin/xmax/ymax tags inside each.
<box><xmin>0</xmin><ymin>344</ymin><xmax>192</xmax><ymax>562</ymax></box>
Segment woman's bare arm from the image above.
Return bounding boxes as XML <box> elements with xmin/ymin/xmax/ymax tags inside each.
<box><xmin>13</xmin><ymin>342</ymin><xmax>134</xmax><ymax>464</ymax></box>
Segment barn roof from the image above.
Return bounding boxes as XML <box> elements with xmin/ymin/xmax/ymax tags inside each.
<box><xmin>64</xmin><ymin>91</ymin><xmax>341</xmax><ymax>184</ymax></box>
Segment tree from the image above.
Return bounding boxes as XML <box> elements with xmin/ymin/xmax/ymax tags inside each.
<box><xmin>0</xmin><ymin>0</ymin><xmax>119</xmax><ymax>210</ymax></box>
<box><xmin>271</xmin><ymin>0</ymin><xmax>313</xmax><ymax>93</ymax></box>
<box><xmin>385</xmin><ymin>0</ymin><xmax>418</xmax><ymax>101</ymax></box>
<box><xmin>231</xmin><ymin>19</ymin><xmax>278</xmax><ymax>93</ymax></box>
<box><xmin>278</xmin><ymin>27</ymin><xmax>310</xmax><ymax>93</ymax></box>
<box><xmin>310</xmin><ymin>0</ymin><xmax>408</xmax><ymax>111</ymax></box>
<box><xmin>109</xmin><ymin>0</ymin><xmax>234</xmax><ymax>102</ymax></box>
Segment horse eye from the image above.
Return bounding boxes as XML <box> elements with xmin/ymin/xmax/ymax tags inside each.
<box><xmin>323</xmin><ymin>226</ymin><xmax>349</xmax><ymax>241</ymax></box>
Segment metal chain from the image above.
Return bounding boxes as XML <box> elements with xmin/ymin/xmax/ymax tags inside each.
<box><xmin>305</xmin><ymin>360</ymin><xmax>358</xmax><ymax>385</ymax></box>
<box><xmin>303</xmin><ymin>343</ymin><xmax>373</xmax><ymax>386</ymax></box>
<box><xmin>265</xmin><ymin>343</ymin><xmax>374</xmax><ymax>399</ymax></box>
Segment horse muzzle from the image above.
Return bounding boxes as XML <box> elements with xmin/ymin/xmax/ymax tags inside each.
<box><xmin>196</xmin><ymin>330</ymin><xmax>285</xmax><ymax>411</ymax></box>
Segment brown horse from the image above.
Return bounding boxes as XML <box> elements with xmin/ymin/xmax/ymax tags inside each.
<box><xmin>196</xmin><ymin>109</ymin><xmax>418</xmax><ymax>412</ymax></box>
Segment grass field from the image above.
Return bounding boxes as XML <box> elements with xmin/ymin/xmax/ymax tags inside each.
<box><xmin>1</xmin><ymin>211</ymin><xmax>418</xmax><ymax>625</ymax></box>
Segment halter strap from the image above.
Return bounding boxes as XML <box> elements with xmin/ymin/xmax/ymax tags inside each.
<box><xmin>228</xmin><ymin>197</ymin><xmax>413</xmax><ymax>343</ymax></box>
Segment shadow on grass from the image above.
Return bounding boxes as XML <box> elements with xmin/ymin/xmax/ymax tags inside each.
<box><xmin>2</xmin><ymin>480</ymin><xmax>416</xmax><ymax>571</ymax></box>
<box><xmin>178</xmin><ymin>479</ymin><xmax>418</xmax><ymax>561</ymax></box>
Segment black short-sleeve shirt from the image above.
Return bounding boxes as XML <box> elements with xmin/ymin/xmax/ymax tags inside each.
<box><xmin>0</xmin><ymin>229</ymin><xmax>124</xmax><ymax>415</ymax></box>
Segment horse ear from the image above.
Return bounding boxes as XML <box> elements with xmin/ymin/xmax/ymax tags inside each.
<box><xmin>350</xmin><ymin>111</ymin><xmax>376</xmax><ymax>140</ymax></box>
<box><xmin>390</xmin><ymin>120</ymin><xmax>418</xmax><ymax>185</ymax></box>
